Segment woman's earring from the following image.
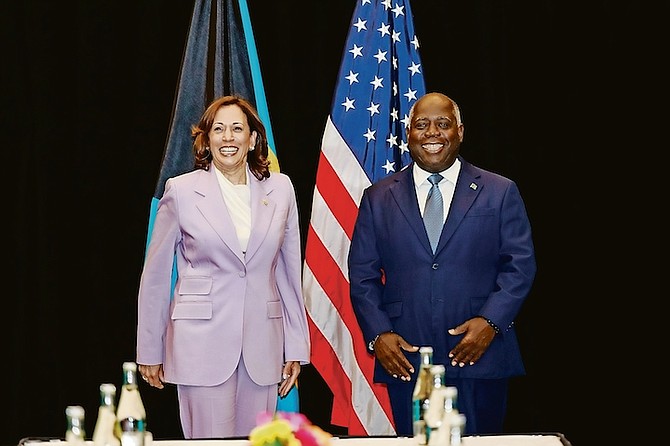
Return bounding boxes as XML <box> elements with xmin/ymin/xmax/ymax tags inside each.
<box><xmin>249</xmin><ymin>146</ymin><xmax>255</xmax><ymax>151</ymax></box>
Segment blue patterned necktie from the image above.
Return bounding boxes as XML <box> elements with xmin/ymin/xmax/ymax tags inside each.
<box><xmin>424</xmin><ymin>173</ymin><xmax>444</xmax><ymax>253</ymax></box>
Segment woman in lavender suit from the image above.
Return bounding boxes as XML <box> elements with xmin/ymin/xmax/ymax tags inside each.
<box><xmin>136</xmin><ymin>96</ymin><xmax>310</xmax><ymax>438</ymax></box>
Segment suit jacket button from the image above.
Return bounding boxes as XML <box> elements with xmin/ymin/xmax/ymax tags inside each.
<box><xmin>432</xmin><ymin>263</ymin><xmax>439</xmax><ymax>270</ymax></box>
<box><xmin>238</xmin><ymin>271</ymin><xmax>246</xmax><ymax>277</ymax></box>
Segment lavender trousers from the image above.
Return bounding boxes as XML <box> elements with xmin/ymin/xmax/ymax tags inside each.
<box><xmin>177</xmin><ymin>359</ymin><xmax>277</xmax><ymax>438</ymax></box>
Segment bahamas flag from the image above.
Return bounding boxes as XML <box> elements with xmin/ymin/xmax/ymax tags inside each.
<box><xmin>145</xmin><ymin>0</ymin><xmax>298</xmax><ymax>412</ymax></box>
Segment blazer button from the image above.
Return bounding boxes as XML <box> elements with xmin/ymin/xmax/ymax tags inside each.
<box><xmin>431</xmin><ymin>263</ymin><xmax>439</xmax><ymax>270</ymax></box>
<box><xmin>238</xmin><ymin>271</ymin><xmax>246</xmax><ymax>277</ymax></box>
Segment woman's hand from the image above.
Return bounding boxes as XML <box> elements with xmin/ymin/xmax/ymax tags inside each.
<box><xmin>138</xmin><ymin>363</ymin><xmax>165</xmax><ymax>389</ymax></box>
<box><xmin>278</xmin><ymin>361</ymin><xmax>301</xmax><ymax>397</ymax></box>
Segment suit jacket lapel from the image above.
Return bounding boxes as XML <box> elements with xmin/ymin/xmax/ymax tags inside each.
<box><xmin>437</xmin><ymin>159</ymin><xmax>481</xmax><ymax>254</ymax></box>
<box><xmin>194</xmin><ymin>167</ymin><xmax>245</xmax><ymax>263</ymax></box>
<box><xmin>245</xmin><ymin>174</ymin><xmax>275</xmax><ymax>262</ymax></box>
<box><xmin>389</xmin><ymin>165</ymin><xmax>434</xmax><ymax>254</ymax></box>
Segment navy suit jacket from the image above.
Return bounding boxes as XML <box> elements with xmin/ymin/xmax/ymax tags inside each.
<box><xmin>348</xmin><ymin>157</ymin><xmax>536</xmax><ymax>383</ymax></box>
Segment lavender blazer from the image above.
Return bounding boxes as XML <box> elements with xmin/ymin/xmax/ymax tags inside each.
<box><xmin>136</xmin><ymin>166</ymin><xmax>310</xmax><ymax>387</ymax></box>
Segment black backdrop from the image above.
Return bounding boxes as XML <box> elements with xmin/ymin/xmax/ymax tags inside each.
<box><xmin>3</xmin><ymin>1</ymin><xmax>642</xmax><ymax>445</ymax></box>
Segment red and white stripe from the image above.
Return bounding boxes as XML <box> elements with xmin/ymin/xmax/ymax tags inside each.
<box><xmin>303</xmin><ymin>117</ymin><xmax>396</xmax><ymax>435</ymax></box>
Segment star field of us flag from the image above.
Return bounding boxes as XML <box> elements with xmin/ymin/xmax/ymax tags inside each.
<box><xmin>303</xmin><ymin>0</ymin><xmax>426</xmax><ymax>435</ymax></box>
<box><xmin>144</xmin><ymin>0</ymin><xmax>298</xmax><ymax>412</ymax></box>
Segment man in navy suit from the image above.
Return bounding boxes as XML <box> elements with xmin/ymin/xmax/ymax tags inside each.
<box><xmin>348</xmin><ymin>92</ymin><xmax>536</xmax><ymax>436</ymax></box>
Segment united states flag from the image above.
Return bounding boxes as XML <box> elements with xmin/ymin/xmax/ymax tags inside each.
<box><xmin>303</xmin><ymin>0</ymin><xmax>426</xmax><ymax>435</ymax></box>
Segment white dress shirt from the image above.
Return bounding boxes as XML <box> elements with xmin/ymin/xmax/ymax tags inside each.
<box><xmin>413</xmin><ymin>158</ymin><xmax>461</xmax><ymax>224</ymax></box>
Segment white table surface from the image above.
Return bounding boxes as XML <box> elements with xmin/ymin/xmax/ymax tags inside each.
<box><xmin>22</xmin><ymin>434</ymin><xmax>567</xmax><ymax>446</ymax></box>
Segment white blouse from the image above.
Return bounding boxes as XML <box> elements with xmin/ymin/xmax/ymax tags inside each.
<box><xmin>215</xmin><ymin>168</ymin><xmax>251</xmax><ymax>253</ymax></box>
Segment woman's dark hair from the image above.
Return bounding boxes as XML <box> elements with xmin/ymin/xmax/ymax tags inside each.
<box><xmin>191</xmin><ymin>95</ymin><xmax>271</xmax><ymax>180</ymax></box>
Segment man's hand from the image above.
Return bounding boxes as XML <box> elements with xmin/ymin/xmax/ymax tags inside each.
<box><xmin>372</xmin><ymin>332</ymin><xmax>419</xmax><ymax>381</ymax></box>
<box><xmin>447</xmin><ymin>317</ymin><xmax>496</xmax><ymax>367</ymax></box>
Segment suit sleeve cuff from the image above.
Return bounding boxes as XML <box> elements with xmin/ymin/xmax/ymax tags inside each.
<box><xmin>478</xmin><ymin>316</ymin><xmax>501</xmax><ymax>333</ymax></box>
<box><xmin>368</xmin><ymin>331</ymin><xmax>394</xmax><ymax>351</ymax></box>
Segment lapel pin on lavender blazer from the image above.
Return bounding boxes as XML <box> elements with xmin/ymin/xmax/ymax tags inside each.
<box><xmin>262</xmin><ymin>198</ymin><xmax>268</xmax><ymax>206</ymax></box>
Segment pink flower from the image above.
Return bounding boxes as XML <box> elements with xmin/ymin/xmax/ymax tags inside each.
<box><xmin>277</xmin><ymin>412</ymin><xmax>309</xmax><ymax>430</ymax></box>
<box><xmin>250</xmin><ymin>412</ymin><xmax>332</xmax><ymax>446</ymax></box>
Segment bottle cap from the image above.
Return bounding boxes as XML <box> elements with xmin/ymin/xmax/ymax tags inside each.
<box><xmin>444</xmin><ymin>386</ymin><xmax>458</xmax><ymax>397</ymax></box>
<box><xmin>430</xmin><ymin>364</ymin><xmax>445</xmax><ymax>374</ymax></box>
<box><xmin>100</xmin><ymin>383</ymin><xmax>117</xmax><ymax>394</ymax></box>
<box><xmin>419</xmin><ymin>346</ymin><xmax>434</xmax><ymax>353</ymax></box>
<box><xmin>454</xmin><ymin>414</ymin><xmax>466</xmax><ymax>426</ymax></box>
<box><xmin>66</xmin><ymin>405</ymin><xmax>85</xmax><ymax>418</ymax></box>
<box><xmin>122</xmin><ymin>361</ymin><xmax>138</xmax><ymax>371</ymax></box>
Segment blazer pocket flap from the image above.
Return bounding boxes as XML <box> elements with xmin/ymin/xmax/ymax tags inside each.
<box><xmin>172</xmin><ymin>302</ymin><xmax>213</xmax><ymax>320</ymax></box>
<box><xmin>267</xmin><ymin>301</ymin><xmax>282</xmax><ymax>319</ymax></box>
<box><xmin>178</xmin><ymin>276</ymin><xmax>213</xmax><ymax>295</ymax></box>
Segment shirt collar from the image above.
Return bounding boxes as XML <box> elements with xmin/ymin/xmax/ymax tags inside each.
<box><xmin>413</xmin><ymin>157</ymin><xmax>461</xmax><ymax>187</ymax></box>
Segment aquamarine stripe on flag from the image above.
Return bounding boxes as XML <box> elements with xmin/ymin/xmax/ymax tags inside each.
<box><xmin>238</xmin><ymin>0</ymin><xmax>279</xmax><ymax>170</ymax></box>
<box><xmin>144</xmin><ymin>0</ymin><xmax>297</xmax><ymax>413</ymax></box>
